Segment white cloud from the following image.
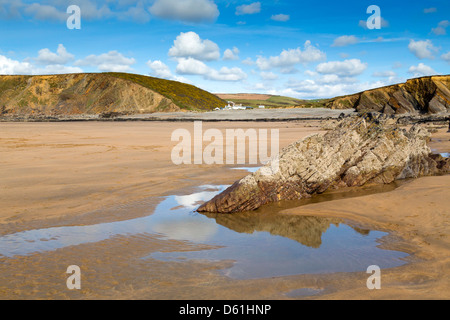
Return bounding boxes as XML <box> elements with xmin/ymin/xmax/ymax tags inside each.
<box><xmin>236</xmin><ymin>2</ymin><xmax>261</xmax><ymax>15</ymax></box>
<box><xmin>260</xmin><ymin>71</ymin><xmax>278</xmax><ymax>80</ymax></box>
<box><xmin>121</xmin><ymin>2</ymin><xmax>151</xmax><ymax>23</ymax></box>
<box><xmin>271</xmin><ymin>14</ymin><xmax>289</xmax><ymax>22</ymax></box>
<box><xmin>408</xmin><ymin>39</ymin><xmax>438</xmax><ymax>59</ymax></box>
<box><xmin>23</xmin><ymin>3</ymin><xmax>67</xmax><ymax>21</ymax></box>
<box><xmin>372</xmin><ymin>71</ymin><xmax>397</xmax><ymax>77</ymax></box>
<box><xmin>424</xmin><ymin>7</ymin><xmax>437</xmax><ymax>14</ymax></box>
<box><xmin>280</xmin><ymin>78</ymin><xmax>388</xmax><ymax>99</ymax></box>
<box><xmin>147</xmin><ymin>60</ymin><xmax>173</xmax><ymax>79</ymax></box>
<box><xmin>75</xmin><ymin>51</ymin><xmax>136</xmax><ymax>72</ymax></box>
<box><xmin>304</xmin><ymin>70</ymin><xmax>318</xmax><ymax>77</ymax></box>
<box><xmin>33</xmin><ymin>64</ymin><xmax>83</xmax><ymax>75</ymax></box>
<box><xmin>0</xmin><ymin>0</ymin><xmax>114</xmax><ymax>22</ymax></box>
<box><xmin>0</xmin><ymin>55</ymin><xmax>33</xmax><ymax>75</ymax></box>
<box><xmin>431</xmin><ymin>20</ymin><xmax>450</xmax><ymax>35</ymax></box>
<box><xmin>316</xmin><ymin>59</ymin><xmax>367</xmax><ymax>77</ymax></box>
<box><xmin>256</xmin><ymin>40</ymin><xmax>326</xmax><ymax>71</ymax></box>
<box><xmin>176</xmin><ymin>57</ymin><xmax>247</xmax><ymax>81</ymax></box>
<box><xmin>34</xmin><ymin>44</ymin><xmax>74</xmax><ymax>65</ymax></box>
<box><xmin>408</xmin><ymin>63</ymin><xmax>437</xmax><ymax>77</ymax></box>
<box><xmin>147</xmin><ymin>60</ymin><xmax>189</xmax><ymax>83</ymax></box>
<box><xmin>169</xmin><ymin>31</ymin><xmax>220</xmax><ymax>61</ymax></box>
<box><xmin>0</xmin><ymin>54</ymin><xmax>83</xmax><ymax>75</ymax></box>
<box><xmin>223</xmin><ymin>47</ymin><xmax>240</xmax><ymax>61</ymax></box>
<box><xmin>442</xmin><ymin>52</ymin><xmax>450</xmax><ymax>64</ymax></box>
<box><xmin>150</xmin><ymin>0</ymin><xmax>219</xmax><ymax>23</ymax></box>
<box><xmin>241</xmin><ymin>57</ymin><xmax>254</xmax><ymax>66</ymax></box>
<box><xmin>331</xmin><ymin>35</ymin><xmax>359</xmax><ymax>47</ymax></box>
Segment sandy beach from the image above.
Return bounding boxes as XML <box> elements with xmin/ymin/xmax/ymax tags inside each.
<box><xmin>0</xmin><ymin>121</ymin><xmax>449</xmax><ymax>300</ymax></box>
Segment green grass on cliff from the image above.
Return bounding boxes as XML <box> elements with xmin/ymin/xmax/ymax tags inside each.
<box><xmin>106</xmin><ymin>72</ymin><xmax>226</xmax><ymax>111</ymax></box>
<box><xmin>227</xmin><ymin>95</ymin><xmax>330</xmax><ymax>109</ymax></box>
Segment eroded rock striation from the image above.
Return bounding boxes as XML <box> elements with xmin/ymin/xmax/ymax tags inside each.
<box><xmin>326</xmin><ymin>75</ymin><xmax>450</xmax><ymax>114</ymax></box>
<box><xmin>198</xmin><ymin>113</ymin><xmax>450</xmax><ymax>213</ymax></box>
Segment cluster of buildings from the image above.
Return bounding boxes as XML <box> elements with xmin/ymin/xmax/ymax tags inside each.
<box><xmin>215</xmin><ymin>101</ymin><xmax>265</xmax><ymax>111</ymax></box>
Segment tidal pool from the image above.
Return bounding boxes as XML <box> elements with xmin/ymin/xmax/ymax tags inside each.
<box><xmin>0</xmin><ymin>177</ymin><xmax>408</xmax><ymax>279</ymax></box>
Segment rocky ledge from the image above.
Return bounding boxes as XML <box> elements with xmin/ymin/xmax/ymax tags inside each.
<box><xmin>326</xmin><ymin>75</ymin><xmax>450</xmax><ymax>115</ymax></box>
<box><xmin>198</xmin><ymin>113</ymin><xmax>450</xmax><ymax>213</ymax></box>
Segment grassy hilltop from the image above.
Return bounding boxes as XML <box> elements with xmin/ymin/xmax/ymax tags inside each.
<box><xmin>0</xmin><ymin>72</ymin><xmax>226</xmax><ymax>116</ymax></box>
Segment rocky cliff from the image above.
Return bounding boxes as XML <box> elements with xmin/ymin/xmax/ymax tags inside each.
<box><xmin>326</xmin><ymin>75</ymin><xmax>450</xmax><ymax>115</ymax></box>
<box><xmin>0</xmin><ymin>73</ymin><xmax>225</xmax><ymax>116</ymax></box>
<box><xmin>198</xmin><ymin>113</ymin><xmax>450</xmax><ymax>213</ymax></box>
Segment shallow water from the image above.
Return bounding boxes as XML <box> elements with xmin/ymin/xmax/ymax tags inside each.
<box><xmin>0</xmin><ymin>174</ymin><xmax>409</xmax><ymax>280</ymax></box>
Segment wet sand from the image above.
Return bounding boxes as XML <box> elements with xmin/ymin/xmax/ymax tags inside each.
<box><xmin>0</xmin><ymin>122</ymin><xmax>449</xmax><ymax>299</ymax></box>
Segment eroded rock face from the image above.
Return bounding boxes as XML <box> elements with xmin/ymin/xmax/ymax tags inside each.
<box><xmin>326</xmin><ymin>75</ymin><xmax>450</xmax><ymax>115</ymax></box>
<box><xmin>198</xmin><ymin>114</ymin><xmax>450</xmax><ymax>213</ymax></box>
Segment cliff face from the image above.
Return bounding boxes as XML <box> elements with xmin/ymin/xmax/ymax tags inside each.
<box><xmin>198</xmin><ymin>114</ymin><xmax>450</xmax><ymax>214</ymax></box>
<box><xmin>326</xmin><ymin>75</ymin><xmax>450</xmax><ymax>115</ymax></box>
<box><xmin>0</xmin><ymin>73</ymin><xmax>225</xmax><ymax>116</ymax></box>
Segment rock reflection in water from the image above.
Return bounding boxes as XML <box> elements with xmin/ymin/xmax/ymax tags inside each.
<box><xmin>202</xmin><ymin>182</ymin><xmax>398</xmax><ymax>248</ymax></box>
<box><xmin>149</xmin><ymin>182</ymin><xmax>408</xmax><ymax>279</ymax></box>
<box><xmin>206</xmin><ymin>211</ymin><xmax>346</xmax><ymax>249</ymax></box>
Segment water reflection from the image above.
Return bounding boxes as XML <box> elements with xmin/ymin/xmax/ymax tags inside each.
<box><xmin>0</xmin><ymin>181</ymin><xmax>408</xmax><ymax>279</ymax></box>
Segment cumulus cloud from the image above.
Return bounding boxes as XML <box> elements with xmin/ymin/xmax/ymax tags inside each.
<box><xmin>236</xmin><ymin>2</ymin><xmax>261</xmax><ymax>15</ymax></box>
<box><xmin>271</xmin><ymin>14</ymin><xmax>289</xmax><ymax>22</ymax></box>
<box><xmin>150</xmin><ymin>0</ymin><xmax>219</xmax><ymax>23</ymax></box>
<box><xmin>408</xmin><ymin>39</ymin><xmax>438</xmax><ymax>59</ymax></box>
<box><xmin>241</xmin><ymin>57</ymin><xmax>254</xmax><ymax>66</ymax></box>
<box><xmin>33</xmin><ymin>64</ymin><xmax>83</xmax><ymax>75</ymax></box>
<box><xmin>176</xmin><ymin>57</ymin><xmax>247</xmax><ymax>81</ymax></box>
<box><xmin>74</xmin><ymin>51</ymin><xmax>136</xmax><ymax>72</ymax></box>
<box><xmin>34</xmin><ymin>44</ymin><xmax>74</xmax><ymax>65</ymax></box>
<box><xmin>256</xmin><ymin>40</ymin><xmax>326</xmax><ymax>72</ymax></box>
<box><xmin>442</xmin><ymin>52</ymin><xmax>450</xmax><ymax>64</ymax></box>
<box><xmin>121</xmin><ymin>1</ymin><xmax>151</xmax><ymax>23</ymax></box>
<box><xmin>147</xmin><ymin>60</ymin><xmax>189</xmax><ymax>83</ymax></box>
<box><xmin>147</xmin><ymin>60</ymin><xmax>173</xmax><ymax>79</ymax></box>
<box><xmin>431</xmin><ymin>20</ymin><xmax>450</xmax><ymax>35</ymax></box>
<box><xmin>260</xmin><ymin>71</ymin><xmax>278</xmax><ymax>80</ymax></box>
<box><xmin>408</xmin><ymin>63</ymin><xmax>437</xmax><ymax>77</ymax></box>
<box><xmin>0</xmin><ymin>55</ymin><xmax>33</xmax><ymax>75</ymax></box>
<box><xmin>331</xmin><ymin>35</ymin><xmax>359</xmax><ymax>47</ymax></box>
<box><xmin>0</xmin><ymin>53</ymin><xmax>83</xmax><ymax>75</ymax></box>
<box><xmin>316</xmin><ymin>59</ymin><xmax>367</xmax><ymax>77</ymax></box>
<box><xmin>169</xmin><ymin>31</ymin><xmax>220</xmax><ymax>61</ymax></box>
<box><xmin>223</xmin><ymin>47</ymin><xmax>240</xmax><ymax>61</ymax></box>
<box><xmin>280</xmin><ymin>78</ymin><xmax>388</xmax><ymax>99</ymax></box>
<box><xmin>24</xmin><ymin>3</ymin><xmax>67</xmax><ymax>21</ymax></box>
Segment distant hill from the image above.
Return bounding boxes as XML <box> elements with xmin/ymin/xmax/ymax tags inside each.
<box><xmin>0</xmin><ymin>73</ymin><xmax>226</xmax><ymax>116</ymax></box>
<box><xmin>215</xmin><ymin>93</ymin><xmax>328</xmax><ymax>109</ymax></box>
<box><xmin>1</xmin><ymin>74</ymin><xmax>448</xmax><ymax>117</ymax></box>
<box><xmin>217</xmin><ymin>75</ymin><xmax>450</xmax><ymax>115</ymax></box>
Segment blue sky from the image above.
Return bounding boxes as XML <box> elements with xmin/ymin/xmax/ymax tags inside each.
<box><xmin>0</xmin><ymin>0</ymin><xmax>449</xmax><ymax>99</ymax></box>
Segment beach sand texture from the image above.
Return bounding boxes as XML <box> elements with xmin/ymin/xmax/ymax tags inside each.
<box><xmin>0</xmin><ymin>121</ymin><xmax>449</xmax><ymax>299</ymax></box>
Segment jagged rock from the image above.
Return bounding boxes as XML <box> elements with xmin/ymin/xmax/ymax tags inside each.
<box><xmin>326</xmin><ymin>75</ymin><xmax>450</xmax><ymax>115</ymax></box>
<box><xmin>198</xmin><ymin>113</ymin><xmax>450</xmax><ymax>213</ymax></box>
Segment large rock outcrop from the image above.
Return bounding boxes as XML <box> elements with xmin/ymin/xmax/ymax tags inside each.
<box><xmin>198</xmin><ymin>114</ymin><xmax>450</xmax><ymax>213</ymax></box>
<box><xmin>326</xmin><ymin>75</ymin><xmax>450</xmax><ymax>115</ymax></box>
